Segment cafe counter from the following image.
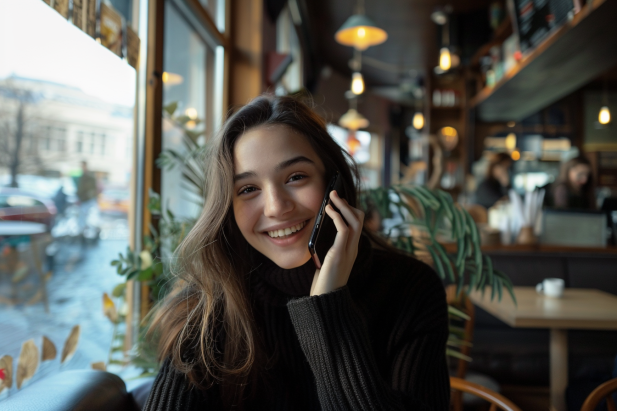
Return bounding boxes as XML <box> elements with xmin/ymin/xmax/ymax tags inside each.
<box><xmin>444</xmin><ymin>243</ymin><xmax>617</xmax><ymax>295</ymax></box>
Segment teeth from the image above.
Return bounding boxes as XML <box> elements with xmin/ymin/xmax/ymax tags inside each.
<box><xmin>267</xmin><ymin>221</ymin><xmax>306</xmax><ymax>238</ymax></box>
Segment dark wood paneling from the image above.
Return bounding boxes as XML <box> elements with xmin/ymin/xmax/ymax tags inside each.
<box><xmin>568</xmin><ymin>257</ymin><xmax>617</xmax><ymax>295</ymax></box>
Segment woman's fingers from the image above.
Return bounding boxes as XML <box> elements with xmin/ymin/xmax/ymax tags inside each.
<box><xmin>329</xmin><ymin>191</ymin><xmax>364</xmax><ymax>231</ymax></box>
<box><xmin>325</xmin><ymin>204</ymin><xmax>349</xmax><ymax>252</ymax></box>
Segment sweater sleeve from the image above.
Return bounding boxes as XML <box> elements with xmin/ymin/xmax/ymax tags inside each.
<box><xmin>286</xmin><ymin>272</ymin><xmax>450</xmax><ymax>411</ymax></box>
<box><xmin>142</xmin><ymin>358</ymin><xmax>209</xmax><ymax>411</ymax></box>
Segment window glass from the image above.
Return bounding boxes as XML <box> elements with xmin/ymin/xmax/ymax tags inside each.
<box><xmin>275</xmin><ymin>5</ymin><xmax>303</xmax><ymax>93</ymax></box>
<box><xmin>162</xmin><ymin>2</ymin><xmax>218</xmax><ymax>220</ymax></box>
<box><xmin>199</xmin><ymin>0</ymin><xmax>226</xmax><ymax>32</ymax></box>
<box><xmin>0</xmin><ymin>0</ymin><xmax>135</xmax><ymax>386</ymax></box>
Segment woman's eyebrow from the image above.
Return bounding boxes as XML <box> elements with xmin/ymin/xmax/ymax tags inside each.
<box><xmin>233</xmin><ymin>156</ymin><xmax>315</xmax><ymax>183</ymax></box>
<box><xmin>275</xmin><ymin>156</ymin><xmax>315</xmax><ymax>171</ymax></box>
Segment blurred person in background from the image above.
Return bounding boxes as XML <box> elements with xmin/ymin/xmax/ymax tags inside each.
<box><xmin>549</xmin><ymin>156</ymin><xmax>595</xmax><ymax>209</ymax></box>
<box><xmin>476</xmin><ymin>152</ymin><xmax>512</xmax><ymax>209</ymax></box>
<box><xmin>76</xmin><ymin>160</ymin><xmax>98</xmax><ymax>234</ymax></box>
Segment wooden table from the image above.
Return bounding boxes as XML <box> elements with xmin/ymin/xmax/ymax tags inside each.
<box><xmin>468</xmin><ymin>287</ymin><xmax>617</xmax><ymax>411</ymax></box>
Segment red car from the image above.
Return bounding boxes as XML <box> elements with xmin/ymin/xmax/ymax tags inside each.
<box><xmin>0</xmin><ymin>188</ymin><xmax>57</xmax><ymax>229</ymax></box>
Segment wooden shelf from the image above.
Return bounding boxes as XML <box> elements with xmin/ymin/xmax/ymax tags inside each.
<box><xmin>470</xmin><ymin>0</ymin><xmax>617</xmax><ymax>122</ymax></box>
<box><xmin>431</xmin><ymin>105</ymin><xmax>463</xmax><ymax>110</ymax></box>
<box><xmin>470</xmin><ymin>17</ymin><xmax>513</xmax><ymax>67</ymax></box>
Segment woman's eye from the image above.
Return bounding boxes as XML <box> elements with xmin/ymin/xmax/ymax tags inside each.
<box><xmin>238</xmin><ymin>186</ymin><xmax>257</xmax><ymax>195</ymax></box>
<box><xmin>288</xmin><ymin>174</ymin><xmax>307</xmax><ymax>183</ymax></box>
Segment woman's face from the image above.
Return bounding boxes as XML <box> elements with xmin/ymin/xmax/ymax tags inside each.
<box><xmin>232</xmin><ymin>124</ymin><xmax>326</xmax><ymax>269</ymax></box>
<box><xmin>568</xmin><ymin>163</ymin><xmax>591</xmax><ymax>189</ymax></box>
<box><xmin>493</xmin><ymin>161</ymin><xmax>511</xmax><ymax>187</ymax></box>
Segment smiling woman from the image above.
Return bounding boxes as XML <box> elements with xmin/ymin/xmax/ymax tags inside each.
<box><xmin>232</xmin><ymin>125</ymin><xmax>326</xmax><ymax>269</ymax></box>
<box><xmin>143</xmin><ymin>95</ymin><xmax>450</xmax><ymax>411</ymax></box>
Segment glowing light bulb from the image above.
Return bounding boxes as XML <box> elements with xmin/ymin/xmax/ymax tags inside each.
<box><xmin>351</xmin><ymin>72</ymin><xmax>365</xmax><ymax>95</ymax></box>
<box><xmin>347</xmin><ymin>132</ymin><xmax>361</xmax><ymax>155</ymax></box>
<box><xmin>511</xmin><ymin>150</ymin><xmax>520</xmax><ymax>161</ymax></box>
<box><xmin>185</xmin><ymin>107</ymin><xmax>198</xmax><ymax>120</ymax></box>
<box><xmin>162</xmin><ymin>72</ymin><xmax>184</xmax><ymax>85</ymax></box>
<box><xmin>412</xmin><ymin>112</ymin><xmax>424</xmax><ymax>130</ymax></box>
<box><xmin>357</xmin><ymin>27</ymin><xmax>366</xmax><ymax>38</ymax></box>
<box><xmin>505</xmin><ymin>133</ymin><xmax>517</xmax><ymax>151</ymax></box>
<box><xmin>439</xmin><ymin>47</ymin><xmax>451</xmax><ymax>71</ymax></box>
<box><xmin>599</xmin><ymin>106</ymin><xmax>611</xmax><ymax>125</ymax></box>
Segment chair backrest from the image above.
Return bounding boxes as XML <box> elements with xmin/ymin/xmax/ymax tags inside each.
<box><xmin>450</xmin><ymin>377</ymin><xmax>522</xmax><ymax>411</ymax></box>
<box><xmin>445</xmin><ymin>285</ymin><xmax>475</xmax><ymax>380</ymax></box>
<box><xmin>580</xmin><ymin>377</ymin><xmax>617</xmax><ymax>411</ymax></box>
<box><xmin>446</xmin><ymin>286</ymin><xmax>476</xmax><ymax>411</ymax></box>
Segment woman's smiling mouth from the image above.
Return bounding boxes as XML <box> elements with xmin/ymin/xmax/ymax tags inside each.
<box><xmin>265</xmin><ymin>219</ymin><xmax>309</xmax><ymax>239</ymax></box>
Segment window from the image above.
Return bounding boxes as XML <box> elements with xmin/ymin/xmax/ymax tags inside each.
<box><xmin>76</xmin><ymin>131</ymin><xmax>84</xmax><ymax>153</ymax></box>
<box><xmin>161</xmin><ymin>1</ymin><xmax>220</xmax><ymax>220</ymax></box>
<box><xmin>199</xmin><ymin>0</ymin><xmax>226</xmax><ymax>31</ymax></box>
<box><xmin>57</xmin><ymin>137</ymin><xmax>66</xmax><ymax>152</ymax></box>
<box><xmin>0</xmin><ymin>0</ymin><xmax>136</xmax><ymax>380</ymax></box>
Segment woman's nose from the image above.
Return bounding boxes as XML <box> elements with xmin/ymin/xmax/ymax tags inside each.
<box><xmin>263</xmin><ymin>186</ymin><xmax>293</xmax><ymax>217</ymax></box>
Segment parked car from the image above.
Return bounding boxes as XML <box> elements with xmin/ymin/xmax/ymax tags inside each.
<box><xmin>0</xmin><ymin>187</ymin><xmax>58</xmax><ymax>229</ymax></box>
<box><xmin>0</xmin><ymin>174</ymin><xmax>78</xmax><ymax>214</ymax></box>
<box><xmin>98</xmin><ymin>186</ymin><xmax>130</xmax><ymax>215</ymax></box>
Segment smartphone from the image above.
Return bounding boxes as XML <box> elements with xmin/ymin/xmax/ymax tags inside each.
<box><xmin>308</xmin><ymin>171</ymin><xmax>345</xmax><ymax>269</ymax></box>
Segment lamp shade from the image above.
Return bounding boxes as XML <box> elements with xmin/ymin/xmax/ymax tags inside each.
<box><xmin>339</xmin><ymin>108</ymin><xmax>369</xmax><ymax>130</ymax></box>
<box><xmin>335</xmin><ymin>14</ymin><xmax>388</xmax><ymax>50</ymax></box>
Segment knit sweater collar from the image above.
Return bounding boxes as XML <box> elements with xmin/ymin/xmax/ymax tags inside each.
<box><xmin>249</xmin><ymin>234</ymin><xmax>373</xmax><ymax>306</ymax></box>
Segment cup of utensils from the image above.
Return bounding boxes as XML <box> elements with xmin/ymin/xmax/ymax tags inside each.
<box><xmin>536</xmin><ymin>278</ymin><xmax>565</xmax><ymax>298</ymax></box>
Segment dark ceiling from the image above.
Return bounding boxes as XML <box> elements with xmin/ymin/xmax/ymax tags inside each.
<box><xmin>302</xmin><ymin>0</ymin><xmax>493</xmax><ymax>87</ymax></box>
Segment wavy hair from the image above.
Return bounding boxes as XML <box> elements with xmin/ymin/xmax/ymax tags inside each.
<box><xmin>147</xmin><ymin>95</ymin><xmax>363</xmax><ymax>407</ymax></box>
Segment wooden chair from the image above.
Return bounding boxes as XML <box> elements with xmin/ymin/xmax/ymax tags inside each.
<box><xmin>580</xmin><ymin>377</ymin><xmax>617</xmax><ymax>411</ymax></box>
<box><xmin>446</xmin><ymin>285</ymin><xmax>475</xmax><ymax>411</ymax></box>
<box><xmin>450</xmin><ymin>377</ymin><xmax>522</xmax><ymax>411</ymax></box>
<box><xmin>446</xmin><ymin>285</ymin><xmax>475</xmax><ymax>380</ymax></box>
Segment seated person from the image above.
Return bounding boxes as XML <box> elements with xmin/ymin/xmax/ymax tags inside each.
<box><xmin>549</xmin><ymin>156</ymin><xmax>595</xmax><ymax>209</ymax></box>
<box><xmin>142</xmin><ymin>95</ymin><xmax>450</xmax><ymax>410</ymax></box>
<box><xmin>476</xmin><ymin>152</ymin><xmax>512</xmax><ymax>209</ymax></box>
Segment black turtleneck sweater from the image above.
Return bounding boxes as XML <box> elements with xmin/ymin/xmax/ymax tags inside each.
<box><xmin>143</xmin><ymin>237</ymin><xmax>450</xmax><ymax>410</ymax></box>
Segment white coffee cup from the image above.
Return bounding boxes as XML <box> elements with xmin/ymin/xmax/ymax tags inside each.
<box><xmin>536</xmin><ymin>278</ymin><xmax>565</xmax><ymax>298</ymax></box>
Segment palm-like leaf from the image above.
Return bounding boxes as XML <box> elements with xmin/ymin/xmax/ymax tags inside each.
<box><xmin>361</xmin><ymin>185</ymin><xmax>515</xmax><ymax>303</ymax></box>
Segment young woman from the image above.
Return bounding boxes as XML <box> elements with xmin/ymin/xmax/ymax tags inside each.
<box><xmin>475</xmin><ymin>152</ymin><xmax>512</xmax><ymax>209</ymax></box>
<box><xmin>143</xmin><ymin>95</ymin><xmax>450</xmax><ymax>411</ymax></box>
<box><xmin>549</xmin><ymin>156</ymin><xmax>594</xmax><ymax>209</ymax></box>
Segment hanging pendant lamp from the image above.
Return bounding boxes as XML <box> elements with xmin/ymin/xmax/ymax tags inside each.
<box><xmin>339</xmin><ymin>108</ymin><xmax>369</xmax><ymax>130</ymax></box>
<box><xmin>335</xmin><ymin>14</ymin><xmax>387</xmax><ymax>51</ymax></box>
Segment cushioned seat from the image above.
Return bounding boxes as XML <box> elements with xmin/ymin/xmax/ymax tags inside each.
<box><xmin>1</xmin><ymin>369</ymin><xmax>140</xmax><ymax>411</ymax></box>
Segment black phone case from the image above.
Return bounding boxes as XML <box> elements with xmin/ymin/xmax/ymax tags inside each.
<box><xmin>308</xmin><ymin>172</ymin><xmax>345</xmax><ymax>268</ymax></box>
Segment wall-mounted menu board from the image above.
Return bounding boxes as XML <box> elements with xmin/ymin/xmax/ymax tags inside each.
<box><xmin>509</xmin><ymin>0</ymin><xmax>576</xmax><ymax>54</ymax></box>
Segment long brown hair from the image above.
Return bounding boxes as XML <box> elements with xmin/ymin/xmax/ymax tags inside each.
<box><xmin>552</xmin><ymin>155</ymin><xmax>594</xmax><ymax>208</ymax></box>
<box><xmin>555</xmin><ymin>155</ymin><xmax>592</xmax><ymax>190</ymax></box>
<box><xmin>147</xmin><ymin>95</ymin><xmax>362</xmax><ymax>407</ymax></box>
